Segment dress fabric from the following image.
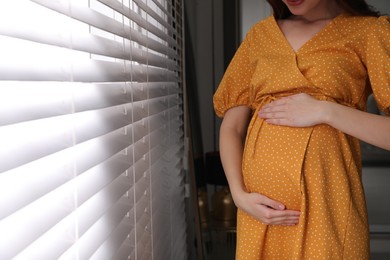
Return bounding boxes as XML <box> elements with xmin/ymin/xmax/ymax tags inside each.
<box><xmin>214</xmin><ymin>14</ymin><xmax>390</xmax><ymax>259</ymax></box>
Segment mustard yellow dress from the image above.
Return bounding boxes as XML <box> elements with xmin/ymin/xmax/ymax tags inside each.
<box><xmin>214</xmin><ymin>14</ymin><xmax>390</xmax><ymax>259</ymax></box>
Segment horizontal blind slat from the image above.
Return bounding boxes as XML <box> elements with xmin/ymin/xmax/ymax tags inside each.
<box><xmin>0</xmin><ymin>82</ymin><xmax>179</xmax><ymax>126</ymax></box>
<box><xmin>0</xmin><ymin>0</ymin><xmax>177</xmax><ymax>58</ymax></box>
<box><xmin>0</xmin><ymin>54</ymin><xmax>178</xmax><ymax>82</ymax></box>
<box><xmin>59</xmin><ymin>176</ymin><xmax>131</xmax><ymax>259</ymax></box>
<box><xmin>31</xmin><ymin>0</ymin><xmax>178</xmax><ymax>58</ymax></box>
<box><xmin>124</xmin><ymin>82</ymin><xmax>180</xmax><ymax>100</ymax></box>
<box><xmin>0</xmin><ymin>0</ymin><xmax>185</xmax><ymax>258</ymax></box>
<box><xmin>151</xmin><ymin>0</ymin><xmax>172</xmax><ymax>18</ymax></box>
<box><xmin>97</xmin><ymin>0</ymin><xmax>177</xmax><ymax>46</ymax></box>
<box><xmin>89</xmin><ymin>217</ymin><xmax>132</xmax><ymax>260</ymax></box>
<box><xmin>0</xmin><ymin>22</ymin><xmax>178</xmax><ymax>68</ymax></box>
<box><xmin>13</xmin><ymin>176</ymin><xmax>131</xmax><ymax>260</ymax></box>
<box><xmin>0</xmin><ymin>143</ymin><xmax>133</xmax><ymax>220</ymax></box>
<box><xmin>132</xmin><ymin>0</ymin><xmax>175</xmax><ymax>35</ymax></box>
<box><xmin>0</xmin><ymin>105</ymin><xmax>134</xmax><ymax>172</ymax></box>
<box><xmin>0</xmin><ymin>179</ymin><xmax>78</xmax><ymax>259</ymax></box>
<box><xmin>112</xmin><ymin>240</ymin><xmax>135</xmax><ymax>260</ymax></box>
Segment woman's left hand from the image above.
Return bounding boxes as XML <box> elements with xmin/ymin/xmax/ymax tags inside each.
<box><xmin>258</xmin><ymin>93</ymin><xmax>326</xmax><ymax>127</ymax></box>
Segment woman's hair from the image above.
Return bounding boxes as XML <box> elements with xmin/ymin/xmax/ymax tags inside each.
<box><xmin>266</xmin><ymin>0</ymin><xmax>381</xmax><ymax>19</ymax></box>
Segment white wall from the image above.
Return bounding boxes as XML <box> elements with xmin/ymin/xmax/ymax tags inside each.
<box><xmin>185</xmin><ymin>0</ymin><xmax>229</xmax><ymax>154</ymax></box>
<box><xmin>367</xmin><ymin>0</ymin><xmax>390</xmax><ymax>15</ymax></box>
<box><xmin>239</xmin><ymin>0</ymin><xmax>271</xmax><ymax>40</ymax></box>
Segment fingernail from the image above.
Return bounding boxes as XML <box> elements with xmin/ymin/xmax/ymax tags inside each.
<box><xmin>278</xmin><ymin>204</ymin><xmax>285</xmax><ymax>210</ymax></box>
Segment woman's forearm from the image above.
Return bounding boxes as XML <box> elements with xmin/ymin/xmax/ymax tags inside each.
<box><xmin>323</xmin><ymin>101</ymin><xmax>390</xmax><ymax>150</ymax></box>
<box><xmin>258</xmin><ymin>93</ymin><xmax>390</xmax><ymax>151</ymax></box>
<box><xmin>219</xmin><ymin>125</ymin><xmax>247</xmax><ymax>197</ymax></box>
<box><xmin>219</xmin><ymin>106</ymin><xmax>251</xmax><ymax>199</ymax></box>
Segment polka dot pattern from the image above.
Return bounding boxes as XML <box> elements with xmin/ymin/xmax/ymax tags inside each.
<box><xmin>214</xmin><ymin>14</ymin><xmax>389</xmax><ymax>259</ymax></box>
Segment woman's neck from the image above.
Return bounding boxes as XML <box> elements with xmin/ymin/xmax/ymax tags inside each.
<box><xmin>293</xmin><ymin>2</ymin><xmax>344</xmax><ymax>22</ymax></box>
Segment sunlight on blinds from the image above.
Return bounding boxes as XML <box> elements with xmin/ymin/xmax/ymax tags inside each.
<box><xmin>0</xmin><ymin>0</ymin><xmax>186</xmax><ymax>259</ymax></box>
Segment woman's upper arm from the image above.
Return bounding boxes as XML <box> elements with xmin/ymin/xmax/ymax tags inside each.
<box><xmin>366</xmin><ymin>16</ymin><xmax>390</xmax><ymax>115</ymax></box>
<box><xmin>221</xmin><ymin>106</ymin><xmax>252</xmax><ymax>138</ymax></box>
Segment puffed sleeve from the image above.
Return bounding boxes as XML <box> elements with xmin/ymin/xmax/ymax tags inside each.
<box><xmin>366</xmin><ymin>16</ymin><xmax>390</xmax><ymax>115</ymax></box>
<box><xmin>213</xmin><ymin>28</ymin><xmax>257</xmax><ymax>117</ymax></box>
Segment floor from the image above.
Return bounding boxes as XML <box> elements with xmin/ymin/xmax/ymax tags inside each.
<box><xmin>370</xmin><ymin>234</ymin><xmax>390</xmax><ymax>260</ymax></box>
<box><xmin>364</xmin><ymin>167</ymin><xmax>390</xmax><ymax>259</ymax></box>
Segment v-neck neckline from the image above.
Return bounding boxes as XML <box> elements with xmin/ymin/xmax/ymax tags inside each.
<box><xmin>270</xmin><ymin>13</ymin><xmax>345</xmax><ymax>55</ymax></box>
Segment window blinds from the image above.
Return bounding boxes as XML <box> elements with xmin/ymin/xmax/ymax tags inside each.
<box><xmin>0</xmin><ymin>0</ymin><xmax>186</xmax><ymax>259</ymax></box>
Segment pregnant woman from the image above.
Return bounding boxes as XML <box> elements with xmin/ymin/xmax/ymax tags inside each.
<box><xmin>214</xmin><ymin>0</ymin><xmax>390</xmax><ymax>258</ymax></box>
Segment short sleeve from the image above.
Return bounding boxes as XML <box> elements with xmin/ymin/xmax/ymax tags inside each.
<box><xmin>366</xmin><ymin>16</ymin><xmax>390</xmax><ymax>115</ymax></box>
<box><xmin>213</xmin><ymin>29</ymin><xmax>256</xmax><ymax>117</ymax></box>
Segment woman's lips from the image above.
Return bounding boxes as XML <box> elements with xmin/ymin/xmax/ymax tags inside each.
<box><xmin>286</xmin><ymin>0</ymin><xmax>304</xmax><ymax>6</ymax></box>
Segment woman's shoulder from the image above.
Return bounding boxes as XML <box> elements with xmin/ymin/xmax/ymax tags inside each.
<box><xmin>244</xmin><ymin>15</ymin><xmax>278</xmax><ymax>41</ymax></box>
<box><xmin>368</xmin><ymin>15</ymin><xmax>390</xmax><ymax>31</ymax></box>
<box><xmin>331</xmin><ymin>14</ymin><xmax>388</xmax><ymax>44</ymax></box>
<box><xmin>250</xmin><ymin>15</ymin><xmax>275</xmax><ymax>29</ymax></box>
<box><xmin>336</xmin><ymin>14</ymin><xmax>389</xmax><ymax>33</ymax></box>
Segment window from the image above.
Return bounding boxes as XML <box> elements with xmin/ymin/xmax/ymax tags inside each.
<box><xmin>0</xmin><ymin>0</ymin><xmax>186</xmax><ymax>259</ymax></box>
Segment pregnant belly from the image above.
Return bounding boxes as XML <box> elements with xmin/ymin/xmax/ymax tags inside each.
<box><xmin>242</xmin><ymin>116</ymin><xmax>314</xmax><ymax>210</ymax></box>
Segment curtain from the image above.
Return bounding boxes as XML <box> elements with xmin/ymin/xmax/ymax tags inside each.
<box><xmin>0</xmin><ymin>0</ymin><xmax>186</xmax><ymax>259</ymax></box>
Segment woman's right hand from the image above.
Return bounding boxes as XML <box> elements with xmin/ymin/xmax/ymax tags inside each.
<box><xmin>233</xmin><ymin>190</ymin><xmax>301</xmax><ymax>226</ymax></box>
